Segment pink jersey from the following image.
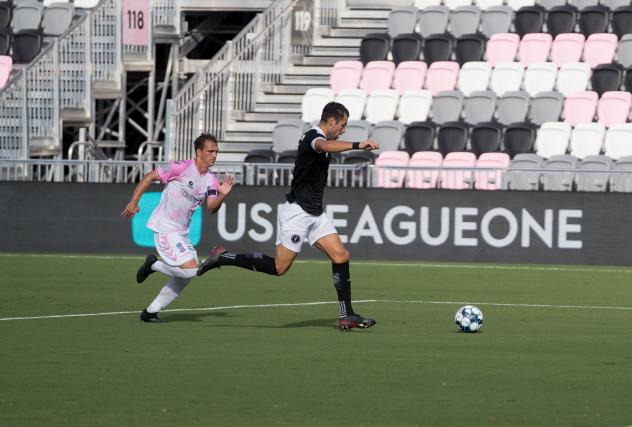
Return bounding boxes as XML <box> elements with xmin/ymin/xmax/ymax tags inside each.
<box><xmin>146</xmin><ymin>160</ymin><xmax>220</xmax><ymax>234</ymax></box>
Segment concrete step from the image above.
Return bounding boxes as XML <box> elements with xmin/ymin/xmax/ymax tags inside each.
<box><xmin>298</xmin><ymin>55</ymin><xmax>355</xmax><ymax>66</ymax></box>
<box><xmin>313</xmin><ymin>37</ymin><xmax>362</xmax><ymax>47</ymax></box>
<box><xmin>236</xmin><ymin>111</ymin><xmax>302</xmax><ymax>122</ymax></box>
<box><xmin>334</xmin><ymin>20</ymin><xmax>387</xmax><ymax>29</ymax></box>
<box><xmin>286</xmin><ymin>64</ymin><xmax>333</xmax><ymax>75</ymax></box>
<box><xmin>282</xmin><ymin>74</ymin><xmax>330</xmax><ymax>85</ymax></box>
<box><xmin>228</xmin><ymin>121</ymin><xmax>276</xmax><ymax>132</ymax></box>
<box><xmin>310</xmin><ymin>46</ymin><xmax>359</xmax><ymax>55</ymax></box>
<box><xmin>321</xmin><ymin>27</ymin><xmax>387</xmax><ymax>38</ymax></box>
<box><xmin>257</xmin><ymin>93</ymin><xmax>304</xmax><ymax>103</ymax></box>
<box><xmin>223</xmin><ymin>131</ymin><xmax>273</xmax><ymax>141</ymax></box>
<box><xmin>268</xmin><ymin>83</ymin><xmax>327</xmax><ymax>95</ymax></box>
<box><xmin>341</xmin><ymin>9</ymin><xmax>390</xmax><ymax>19</ymax></box>
<box><xmin>254</xmin><ymin>102</ymin><xmax>301</xmax><ymax>112</ymax></box>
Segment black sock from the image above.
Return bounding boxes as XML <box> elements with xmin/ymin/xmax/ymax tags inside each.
<box><xmin>332</xmin><ymin>262</ymin><xmax>354</xmax><ymax>318</ymax></box>
<box><xmin>218</xmin><ymin>252</ymin><xmax>278</xmax><ymax>276</ymax></box>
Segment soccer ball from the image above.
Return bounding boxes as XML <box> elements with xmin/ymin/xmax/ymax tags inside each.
<box><xmin>454</xmin><ymin>305</ymin><xmax>484</xmax><ymax>333</ymax></box>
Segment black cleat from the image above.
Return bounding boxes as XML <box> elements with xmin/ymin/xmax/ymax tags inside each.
<box><xmin>337</xmin><ymin>313</ymin><xmax>377</xmax><ymax>331</ymax></box>
<box><xmin>197</xmin><ymin>246</ymin><xmax>227</xmax><ymax>276</ymax></box>
<box><xmin>140</xmin><ymin>309</ymin><xmax>166</xmax><ymax>323</ymax></box>
<box><xmin>136</xmin><ymin>254</ymin><xmax>157</xmax><ymax>283</ymax></box>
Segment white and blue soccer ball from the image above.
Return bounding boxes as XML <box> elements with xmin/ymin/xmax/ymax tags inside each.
<box><xmin>454</xmin><ymin>305</ymin><xmax>484</xmax><ymax>333</ymax></box>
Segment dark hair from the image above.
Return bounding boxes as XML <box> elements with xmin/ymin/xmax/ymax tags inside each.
<box><xmin>194</xmin><ymin>133</ymin><xmax>217</xmax><ymax>151</ymax></box>
<box><xmin>320</xmin><ymin>102</ymin><xmax>349</xmax><ymax>123</ymax></box>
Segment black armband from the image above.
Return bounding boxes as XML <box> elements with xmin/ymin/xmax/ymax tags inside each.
<box><xmin>352</xmin><ymin>142</ymin><xmax>360</xmax><ymax>150</ymax></box>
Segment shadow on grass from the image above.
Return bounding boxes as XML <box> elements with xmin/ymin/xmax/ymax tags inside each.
<box><xmin>163</xmin><ymin>311</ymin><xmax>230</xmax><ymax>322</ymax></box>
<box><xmin>164</xmin><ymin>312</ymin><xmax>335</xmax><ymax>329</ymax></box>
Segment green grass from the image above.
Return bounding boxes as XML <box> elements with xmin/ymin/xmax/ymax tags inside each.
<box><xmin>1</xmin><ymin>254</ymin><xmax>631</xmax><ymax>427</ymax></box>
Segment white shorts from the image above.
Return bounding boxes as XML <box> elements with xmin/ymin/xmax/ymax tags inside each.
<box><xmin>275</xmin><ymin>201</ymin><xmax>337</xmax><ymax>253</ymax></box>
<box><xmin>154</xmin><ymin>232</ymin><xmax>198</xmax><ymax>266</ymax></box>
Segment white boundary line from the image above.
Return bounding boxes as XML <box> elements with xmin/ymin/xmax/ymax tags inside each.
<box><xmin>1</xmin><ymin>253</ymin><xmax>632</xmax><ymax>274</ymax></box>
<box><xmin>1</xmin><ymin>299</ymin><xmax>631</xmax><ymax>322</ymax></box>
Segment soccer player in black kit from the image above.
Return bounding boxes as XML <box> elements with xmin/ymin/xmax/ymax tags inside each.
<box><xmin>197</xmin><ymin>102</ymin><xmax>380</xmax><ymax>330</ymax></box>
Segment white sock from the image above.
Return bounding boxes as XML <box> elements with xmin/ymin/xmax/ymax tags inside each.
<box><xmin>146</xmin><ymin>277</ymin><xmax>191</xmax><ymax>313</ymax></box>
<box><xmin>151</xmin><ymin>260</ymin><xmax>197</xmax><ymax>279</ymax></box>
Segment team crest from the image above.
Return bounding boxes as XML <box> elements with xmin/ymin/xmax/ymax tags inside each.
<box><xmin>291</xmin><ymin>234</ymin><xmax>301</xmax><ymax>244</ymax></box>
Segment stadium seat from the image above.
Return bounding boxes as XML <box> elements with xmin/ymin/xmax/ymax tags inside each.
<box><xmin>476</xmin><ymin>0</ymin><xmax>505</xmax><ymax>9</ymax></box>
<box><xmin>463</xmin><ymin>91</ymin><xmax>497</xmax><ymax>124</ymax></box>
<box><xmin>342</xmin><ymin>150</ymin><xmax>376</xmax><ymax>185</ymax></box>
<box><xmin>0</xmin><ymin>55</ymin><xmax>11</xmax><ymax>89</ymax></box>
<box><xmin>518</xmin><ymin>33</ymin><xmax>552</xmax><ymax>67</ymax></box>
<box><xmin>551</xmin><ymin>33</ymin><xmax>585</xmax><ymax>67</ymax></box>
<box><xmin>575</xmin><ymin>155</ymin><xmax>612</xmax><ymax>191</ymax></box>
<box><xmin>475</xmin><ymin>152</ymin><xmax>510</xmax><ymax>190</ymax></box>
<box><xmin>529</xmin><ymin>91</ymin><xmax>565</xmax><ymax>125</ymax></box>
<box><xmin>73</xmin><ymin>0</ymin><xmax>100</xmax><ymax>8</ymax></box>
<box><xmin>507</xmin><ymin>0</ymin><xmax>537</xmax><ymax>8</ymax></box>
<box><xmin>583</xmin><ymin>33</ymin><xmax>618</xmax><ymax>69</ymax></box>
<box><xmin>0</xmin><ymin>3</ymin><xmax>10</xmax><ymax>29</ymax></box>
<box><xmin>439</xmin><ymin>151</ymin><xmax>476</xmax><ymax>189</ymax></box>
<box><xmin>454</xmin><ymin>33</ymin><xmax>487</xmax><ymax>65</ymax></box>
<box><xmin>480</xmin><ymin>6</ymin><xmax>514</xmax><ymax>38</ymax></box>
<box><xmin>604</xmin><ymin>123</ymin><xmax>632</xmax><ymax>159</ymax></box>
<box><xmin>504</xmin><ymin>123</ymin><xmax>537</xmax><ymax>157</ymax></box>
<box><xmin>398</xmin><ymin>89</ymin><xmax>433</xmax><ymax>124</ymax></box>
<box><xmin>391</xmin><ymin>33</ymin><xmax>423</xmax><ymax>65</ymax></box>
<box><xmin>388</xmin><ymin>7</ymin><xmax>418</xmax><ymax>38</ymax></box>
<box><xmin>422</xmin><ymin>34</ymin><xmax>454</xmax><ymax>64</ymax></box>
<box><xmin>42</xmin><ymin>2</ymin><xmax>74</xmax><ymax>36</ymax></box>
<box><xmin>535</xmin><ymin>121</ymin><xmax>572</xmax><ymax>158</ymax></box>
<box><xmin>370</xmin><ymin>120</ymin><xmax>406</xmax><ymax>152</ymax></box>
<box><xmin>514</xmin><ymin>6</ymin><xmax>546</xmax><ymax>37</ymax></box>
<box><xmin>244</xmin><ymin>149</ymin><xmax>276</xmax><ymax>164</ymax></box>
<box><xmin>590</xmin><ymin>63</ymin><xmax>624</xmax><ymax>97</ymax></box>
<box><xmin>616</xmin><ymin>34</ymin><xmax>632</xmax><ymax>69</ymax></box>
<box><xmin>505</xmin><ymin>153</ymin><xmax>544</xmax><ymax>190</ymax></box>
<box><xmin>597</xmin><ymin>91</ymin><xmax>631</xmax><ymax>127</ymax></box>
<box><xmin>458</xmin><ymin>61</ymin><xmax>492</xmax><ymax>96</ymax></box>
<box><xmin>361</xmin><ymin>61</ymin><xmax>395</xmax><ymax>95</ymax></box>
<box><xmin>301</xmin><ymin>88</ymin><xmax>335</xmax><ymax>123</ymax></box>
<box><xmin>11</xmin><ymin>0</ymin><xmax>43</xmax><ymax>33</ymax></box>
<box><xmin>393</xmin><ymin>61</ymin><xmax>426</xmax><ymax>94</ymax></box>
<box><xmin>335</xmin><ymin>88</ymin><xmax>367</xmax><ymax>120</ymax></box>
<box><xmin>330</xmin><ymin>61</ymin><xmax>363</xmax><ymax>95</ymax></box>
<box><xmin>12</xmin><ymin>30</ymin><xmax>42</xmax><ymax>63</ymax></box>
<box><xmin>424</xmin><ymin>61</ymin><xmax>460</xmax><ymax>95</ymax></box>
<box><xmin>578</xmin><ymin>5</ymin><xmax>611</xmax><ymax>36</ymax></box>
<box><xmin>437</xmin><ymin>122</ymin><xmax>469</xmax><ymax>155</ymax></box>
<box><xmin>523</xmin><ymin>62</ymin><xmax>558</xmax><ymax>97</ymax></box>
<box><xmin>610</xmin><ymin>155</ymin><xmax>632</xmax><ymax>192</ymax></box>
<box><xmin>276</xmin><ymin>150</ymin><xmax>297</xmax><ymax>166</ymax></box>
<box><xmin>0</xmin><ymin>28</ymin><xmax>10</xmax><ymax>56</ymax></box>
<box><xmin>272</xmin><ymin>119</ymin><xmax>305</xmax><ymax>153</ymax></box>
<box><xmin>546</xmin><ymin>6</ymin><xmax>579</xmax><ymax>38</ymax></box>
<box><xmin>343</xmin><ymin>120</ymin><xmax>372</xmax><ymax>143</ymax></box>
<box><xmin>541</xmin><ymin>154</ymin><xmax>578</xmax><ymax>191</ymax></box>
<box><xmin>444</xmin><ymin>0</ymin><xmax>474</xmax><ymax>9</ymax></box>
<box><xmin>485</xmin><ymin>33</ymin><xmax>520</xmax><ymax>66</ymax></box>
<box><xmin>563</xmin><ymin>90</ymin><xmax>598</xmax><ymax>126</ymax></box>
<box><xmin>611</xmin><ymin>6</ymin><xmax>632</xmax><ymax>39</ymax></box>
<box><xmin>404</xmin><ymin>121</ymin><xmax>436</xmax><ymax>154</ymax></box>
<box><xmin>431</xmin><ymin>90</ymin><xmax>464</xmax><ymax>124</ymax></box>
<box><xmin>418</xmin><ymin>6</ymin><xmax>450</xmax><ymax>38</ymax></box>
<box><xmin>359</xmin><ymin>33</ymin><xmax>390</xmax><ymax>65</ymax></box>
<box><xmin>490</xmin><ymin>63</ymin><xmax>525</xmax><ymax>96</ymax></box>
<box><xmin>556</xmin><ymin>62</ymin><xmax>591</xmax><ymax>96</ymax></box>
<box><xmin>375</xmin><ymin>151</ymin><xmax>409</xmax><ymax>188</ymax></box>
<box><xmin>497</xmin><ymin>91</ymin><xmax>531</xmax><ymax>125</ymax></box>
<box><xmin>406</xmin><ymin>150</ymin><xmax>442</xmax><ymax>189</ymax></box>
<box><xmin>365</xmin><ymin>89</ymin><xmax>399</xmax><ymax>123</ymax></box>
<box><xmin>569</xmin><ymin>122</ymin><xmax>606</xmax><ymax>158</ymax></box>
<box><xmin>470</xmin><ymin>122</ymin><xmax>503</xmax><ymax>155</ymax></box>
<box><xmin>449</xmin><ymin>5</ymin><xmax>482</xmax><ymax>38</ymax></box>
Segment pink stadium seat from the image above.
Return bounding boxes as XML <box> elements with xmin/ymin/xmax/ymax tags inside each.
<box><xmin>597</xmin><ymin>91</ymin><xmax>632</xmax><ymax>127</ymax></box>
<box><xmin>392</xmin><ymin>61</ymin><xmax>427</xmax><ymax>95</ymax></box>
<box><xmin>375</xmin><ymin>151</ymin><xmax>410</xmax><ymax>188</ymax></box>
<box><xmin>582</xmin><ymin>33</ymin><xmax>618</xmax><ymax>69</ymax></box>
<box><xmin>361</xmin><ymin>61</ymin><xmax>396</xmax><ymax>94</ymax></box>
<box><xmin>474</xmin><ymin>152</ymin><xmax>510</xmax><ymax>190</ymax></box>
<box><xmin>485</xmin><ymin>33</ymin><xmax>519</xmax><ymax>67</ymax></box>
<box><xmin>563</xmin><ymin>91</ymin><xmax>598</xmax><ymax>126</ymax></box>
<box><xmin>330</xmin><ymin>60</ymin><xmax>363</xmax><ymax>94</ymax></box>
<box><xmin>518</xmin><ymin>33</ymin><xmax>552</xmax><ymax>67</ymax></box>
<box><xmin>0</xmin><ymin>55</ymin><xmax>12</xmax><ymax>89</ymax></box>
<box><xmin>406</xmin><ymin>151</ymin><xmax>442</xmax><ymax>189</ymax></box>
<box><xmin>551</xmin><ymin>33</ymin><xmax>585</xmax><ymax>67</ymax></box>
<box><xmin>439</xmin><ymin>152</ymin><xmax>477</xmax><ymax>190</ymax></box>
<box><xmin>424</xmin><ymin>61</ymin><xmax>460</xmax><ymax>95</ymax></box>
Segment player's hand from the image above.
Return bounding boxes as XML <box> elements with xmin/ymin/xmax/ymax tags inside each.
<box><xmin>121</xmin><ymin>201</ymin><xmax>140</xmax><ymax>219</ymax></box>
<box><xmin>219</xmin><ymin>174</ymin><xmax>234</xmax><ymax>196</ymax></box>
<box><xmin>360</xmin><ymin>140</ymin><xmax>379</xmax><ymax>151</ymax></box>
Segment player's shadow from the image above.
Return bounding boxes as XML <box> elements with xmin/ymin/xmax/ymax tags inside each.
<box><xmin>165</xmin><ymin>311</ymin><xmax>230</xmax><ymax>322</ymax></box>
<box><xmin>278</xmin><ymin>318</ymin><xmax>334</xmax><ymax>328</ymax></box>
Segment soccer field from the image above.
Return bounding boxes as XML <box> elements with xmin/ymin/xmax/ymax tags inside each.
<box><xmin>1</xmin><ymin>254</ymin><xmax>631</xmax><ymax>427</ymax></box>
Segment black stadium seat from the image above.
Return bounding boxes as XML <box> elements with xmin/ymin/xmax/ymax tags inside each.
<box><xmin>546</xmin><ymin>5</ymin><xmax>579</xmax><ymax>38</ymax></box>
<box><xmin>611</xmin><ymin>6</ymin><xmax>632</xmax><ymax>39</ymax></box>
<box><xmin>504</xmin><ymin>123</ymin><xmax>536</xmax><ymax>158</ymax></box>
<box><xmin>404</xmin><ymin>121</ymin><xmax>435</xmax><ymax>155</ymax></box>
<box><xmin>422</xmin><ymin>33</ymin><xmax>454</xmax><ymax>64</ymax></box>
<box><xmin>514</xmin><ymin>6</ymin><xmax>546</xmax><ymax>37</ymax></box>
<box><xmin>12</xmin><ymin>29</ymin><xmax>42</xmax><ymax>63</ymax></box>
<box><xmin>437</xmin><ymin>122</ymin><xmax>468</xmax><ymax>156</ymax></box>
<box><xmin>391</xmin><ymin>33</ymin><xmax>422</xmax><ymax>65</ymax></box>
<box><xmin>470</xmin><ymin>122</ymin><xmax>503</xmax><ymax>156</ymax></box>
<box><xmin>244</xmin><ymin>149</ymin><xmax>276</xmax><ymax>163</ymax></box>
<box><xmin>623</xmin><ymin>67</ymin><xmax>632</xmax><ymax>92</ymax></box>
<box><xmin>0</xmin><ymin>28</ymin><xmax>10</xmax><ymax>56</ymax></box>
<box><xmin>359</xmin><ymin>33</ymin><xmax>390</xmax><ymax>65</ymax></box>
<box><xmin>591</xmin><ymin>63</ymin><xmax>624</xmax><ymax>96</ymax></box>
<box><xmin>0</xmin><ymin>3</ymin><xmax>11</xmax><ymax>29</ymax></box>
<box><xmin>454</xmin><ymin>33</ymin><xmax>487</xmax><ymax>65</ymax></box>
<box><xmin>579</xmin><ymin>5</ymin><xmax>611</xmax><ymax>36</ymax></box>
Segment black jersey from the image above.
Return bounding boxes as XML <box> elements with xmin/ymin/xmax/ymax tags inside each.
<box><xmin>285</xmin><ymin>126</ymin><xmax>330</xmax><ymax>215</ymax></box>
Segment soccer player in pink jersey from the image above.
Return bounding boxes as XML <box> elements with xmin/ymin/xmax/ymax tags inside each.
<box><xmin>122</xmin><ymin>134</ymin><xmax>234</xmax><ymax>323</ymax></box>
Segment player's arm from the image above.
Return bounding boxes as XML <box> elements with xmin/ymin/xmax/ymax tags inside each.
<box><xmin>313</xmin><ymin>138</ymin><xmax>379</xmax><ymax>153</ymax></box>
<box><xmin>207</xmin><ymin>175</ymin><xmax>234</xmax><ymax>214</ymax></box>
<box><xmin>121</xmin><ymin>170</ymin><xmax>161</xmax><ymax>218</ymax></box>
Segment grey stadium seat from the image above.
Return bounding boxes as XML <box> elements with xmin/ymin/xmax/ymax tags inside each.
<box><xmin>343</xmin><ymin>120</ymin><xmax>372</xmax><ymax>143</ymax></box>
<box><xmin>449</xmin><ymin>6</ymin><xmax>482</xmax><ymax>38</ymax></box>
<box><xmin>11</xmin><ymin>0</ymin><xmax>43</xmax><ymax>33</ymax></box>
<box><xmin>497</xmin><ymin>91</ymin><xmax>530</xmax><ymax>126</ymax></box>
<box><xmin>610</xmin><ymin>155</ymin><xmax>632</xmax><ymax>192</ymax></box>
<box><xmin>431</xmin><ymin>90</ymin><xmax>464</xmax><ymax>124</ymax></box>
<box><xmin>529</xmin><ymin>91</ymin><xmax>564</xmax><ymax>126</ymax></box>
<box><xmin>480</xmin><ymin>6</ymin><xmax>513</xmax><ymax>38</ymax></box>
<box><xmin>272</xmin><ymin>118</ymin><xmax>305</xmax><ymax>154</ymax></box>
<box><xmin>370</xmin><ymin>120</ymin><xmax>406</xmax><ymax>153</ymax></box>
<box><xmin>575</xmin><ymin>155</ymin><xmax>612</xmax><ymax>192</ymax></box>
<box><xmin>542</xmin><ymin>154</ymin><xmax>578</xmax><ymax>191</ymax></box>
<box><xmin>616</xmin><ymin>34</ymin><xmax>632</xmax><ymax>69</ymax></box>
<box><xmin>463</xmin><ymin>91</ymin><xmax>497</xmax><ymax>125</ymax></box>
<box><xmin>419</xmin><ymin>6</ymin><xmax>450</xmax><ymax>38</ymax></box>
<box><xmin>42</xmin><ymin>2</ymin><xmax>75</xmax><ymax>36</ymax></box>
<box><xmin>388</xmin><ymin>6</ymin><xmax>419</xmax><ymax>38</ymax></box>
<box><xmin>504</xmin><ymin>153</ymin><xmax>544</xmax><ymax>190</ymax></box>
